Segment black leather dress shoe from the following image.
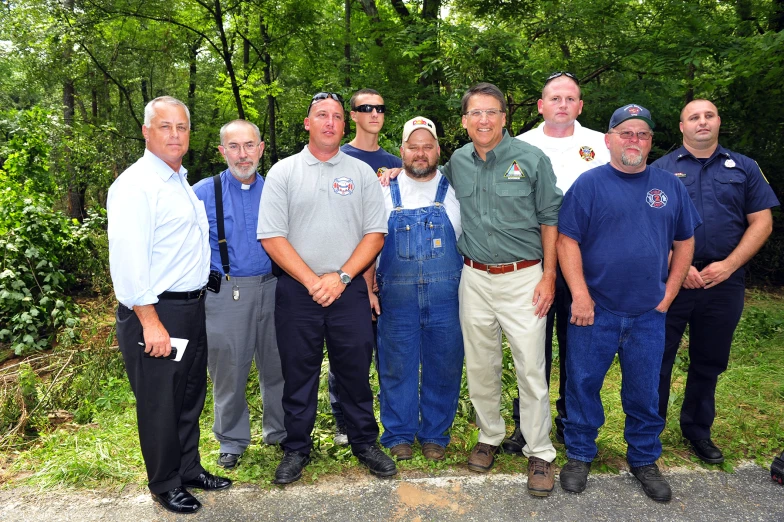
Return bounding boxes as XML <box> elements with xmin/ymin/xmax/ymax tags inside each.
<box><xmin>182</xmin><ymin>471</ymin><xmax>232</xmax><ymax>491</ymax></box>
<box><xmin>501</xmin><ymin>427</ymin><xmax>526</xmax><ymax>456</ymax></box>
<box><xmin>151</xmin><ymin>486</ymin><xmax>201</xmax><ymax>514</ymax></box>
<box><xmin>689</xmin><ymin>438</ymin><xmax>724</xmax><ymax>464</ymax></box>
<box><xmin>274</xmin><ymin>452</ymin><xmax>311</xmax><ymax>484</ymax></box>
<box><xmin>356</xmin><ymin>444</ymin><xmax>398</xmax><ymax>477</ymax></box>
<box><xmin>218</xmin><ymin>452</ymin><xmax>241</xmax><ymax>469</ymax></box>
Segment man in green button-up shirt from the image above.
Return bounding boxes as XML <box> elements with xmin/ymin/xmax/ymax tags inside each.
<box><xmin>442</xmin><ymin>83</ymin><xmax>562</xmax><ymax>497</ymax></box>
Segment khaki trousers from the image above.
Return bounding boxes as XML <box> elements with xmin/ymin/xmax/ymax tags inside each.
<box><xmin>459</xmin><ymin>263</ymin><xmax>556</xmax><ymax>462</ymax></box>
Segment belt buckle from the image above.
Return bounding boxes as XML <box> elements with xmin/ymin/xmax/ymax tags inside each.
<box><xmin>198</xmin><ymin>287</ymin><xmax>205</xmax><ymax>299</ymax></box>
<box><xmin>486</xmin><ymin>263</ymin><xmax>493</xmax><ymax>274</ymax></box>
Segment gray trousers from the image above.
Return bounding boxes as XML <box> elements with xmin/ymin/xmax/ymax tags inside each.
<box><xmin>205</xmin><ymin>274</ymin><xmax>286</xmax><ymax>453</ymax></box>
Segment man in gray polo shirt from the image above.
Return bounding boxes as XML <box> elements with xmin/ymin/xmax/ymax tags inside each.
<box><xmin>257</xmin><ymin>91</ymin><xmax>396</xmax><ymax>485</ymax></box>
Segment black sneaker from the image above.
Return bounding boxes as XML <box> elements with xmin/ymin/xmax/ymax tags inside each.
<box><xmin>688</xmin><ymin>438</ymin><xmax>724</xmax><ymax>464</ymax></box>
<box><xmin>356</xmin><ymin>444</ymin><xmax>398</xmax><ymax>477</ymax></box>
<box><xmin>217</xmin><ymin>452</ymin><xmax>241</xmax><ymax>469</ymax></box>
<box><xmin>334</xmin><ymin>425</ymin><xmax>349</xmax><ymax>446</ymax></box>
<box><xmin>501</xmin><ymin>427</ymin><xmax>526</xmax><ymax>456</ymax></box>
<box><xmin>630</xmin><ymin>464</ymin><xmax>672</xmax><ymax>502</ymax></box>
<box><xmin>560</xmin><ymin>459</ymin><xmax>590</xmax><ymax>493</ymax></box>
<box><xmin>273</xmin><ymin>452</ymin><xmax>310</xmax><ymax>485</ymax></box>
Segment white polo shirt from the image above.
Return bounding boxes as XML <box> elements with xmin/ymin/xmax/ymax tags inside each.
<box><xmin>516</xmin><ymin>120</ymin><xmax>610</xmax><ymax>193</ymax></box>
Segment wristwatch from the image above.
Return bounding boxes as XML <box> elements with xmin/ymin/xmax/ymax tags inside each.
<box><xmin>337</xmin><ymin>270</ymin><xmax>352</xmax><ymax>285</ymax></box>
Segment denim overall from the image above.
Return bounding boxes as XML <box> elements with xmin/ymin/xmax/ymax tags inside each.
<box><xmin>377</xmin><ymin>175</ymin><xmax>465</xmax><ymax>448</ymax></box>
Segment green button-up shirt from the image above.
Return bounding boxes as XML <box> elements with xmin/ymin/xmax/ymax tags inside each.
<box><xmin>442</xmin><ymin>130</ymin><xmax>562</xmax><ymax>264</ymax></box>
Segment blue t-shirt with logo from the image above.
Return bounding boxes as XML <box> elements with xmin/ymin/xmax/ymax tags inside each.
<box><xmin>341</xmin><ymin>143</ymin><xmax>402</xmax><ymax>175</ymax></box>
<box><xmin>558</xmin><ymin>164</ymin><xmax>702</xmax><ymax>316</ymax></box>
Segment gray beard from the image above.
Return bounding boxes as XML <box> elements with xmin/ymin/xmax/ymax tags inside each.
<box><xmin>621</xmin><ymin>150</ymin><xmax>644</xmax><ymax>167</ymax></box>
<box><xmin>405</xmin><ymin>163</ymin><xmax>438</xmax><ymax>179</ymax></box>
<box><xmin>228</xmin><ymin>163</ymin><xmax>257</xmax><ymax>181</ymax></box>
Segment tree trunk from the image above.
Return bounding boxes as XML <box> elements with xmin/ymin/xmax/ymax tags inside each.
<box><xmin>63</xmin><ymin>0</ymin><xmax>85</xmax><ymax>221</ymax></box>
<box><xmin>213</xmin><ymin>0</ymin><xmax>245</xmax><ymax>119</ymax></box>
<box><xmin>345</xmin><ymin>0</ymin><xmax>352</xmax><ymax>88</ymax></box>
<box><xmin>261</xmin><ymin>18</ymin><xmax>278</xmax><ymax>169</ymax></box>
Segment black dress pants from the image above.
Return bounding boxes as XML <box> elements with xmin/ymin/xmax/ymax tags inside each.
<box><xmin>275</xmin><ymin>274</ymin><xmax>378</xmax><ymax>455</ymax></box>
<box><xmin>658</xmin><ymin>273</ymin><xmax>745</xmax><ymax>440</ymax></box>
<box><xmin>116</xmin><ymin>296</ymin><xmax>208</xmax><ymax>494</ymax></box>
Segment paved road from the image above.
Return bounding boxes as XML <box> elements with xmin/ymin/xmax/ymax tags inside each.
<box><xmin>1</xmin><ymin>462</ymin><xmax>781</xmax><ymax>521</ymax></box>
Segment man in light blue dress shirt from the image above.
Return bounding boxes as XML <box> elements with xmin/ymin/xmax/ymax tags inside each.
<box><xmin>108</xmin><ymin>96</ymin><xmax>231</xmax><ymax>515</ymax></box>
<box><xmin>193</xmin><ymin>120</ymin><xmax>285</xmax><ymax>471</ymax></box>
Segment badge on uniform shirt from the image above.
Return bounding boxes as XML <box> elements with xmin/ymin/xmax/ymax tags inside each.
<box><xmin>724</xmin><ymin>159</ymin><xmax>736</xmax><ymax>168</ymax></box>
<box><xmin>504</xmin><ymin>160</ymin><xmax>525</xmax><ymax>179</ymax></box>
<box><xmin>646</xmin><ymin>188</ymin><xmax>668</xmax><ymax>208</ymax></box>
<box><xmin>332</xmin><ymin>177</ymin><xmax>355</xmax><ymax>196</ymax></box>
<box><xmin>579</xmin><ymin>146</ymin><xmax>595</xmax><ymax>161</ymax></box>
<box><xmin>376</xmin><ymin>167</ymin><xmax>387</xmax><ymax>178</ymax></box>
<box><xmin>674</xmin><ymin>172</ymin><xmax>687</xmax><ymax>178</ymax></box>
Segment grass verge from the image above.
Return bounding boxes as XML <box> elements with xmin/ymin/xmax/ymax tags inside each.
<box><xmin>1</xmin><ymin>288</ymin><xmax>783</xmax><ymax>489</ymax></box>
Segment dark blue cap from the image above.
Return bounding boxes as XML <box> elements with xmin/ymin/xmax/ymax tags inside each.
<box><xmin>608</xmin><ymin>104</ymin><xmax>655</xmax><ymax>130</ymax></box>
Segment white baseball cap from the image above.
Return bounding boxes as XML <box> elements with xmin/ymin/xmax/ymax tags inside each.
<box><xmin>402</xmin><ymin>117</ymin><xmax>438</xmax><ymax>142</ymax></box>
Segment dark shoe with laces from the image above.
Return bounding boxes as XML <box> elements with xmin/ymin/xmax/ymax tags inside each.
<box><xmin>501</xmin><ymin>428</ymin><xmax>526</xmax><ymax>456</ymax></box>
<box><xmin>688</xmin><ymin>438</ymin><xmax>724</xmax><ymax>464</ymax></box>
<box><xmin>182</xmin><ymin>471</ymin><xmax>232</xmax><ymax>491</ymax></box>
<box><xmin>467</xmin><ymin>442</ymin><xmax>499</xmax><ymax>472</ymax></box>
<box><xmin>631</xmin><ymin>463</ymin><xmax>672</xmax><ymax>502</ymax></box>
<box><xmin>560</xmin><ymin>459</ymin><xmax>591</xmax><ymax>493</ymax></box>
<box><xmin>151</xmin><ymin>486</ymin><xmax>201</xmax><ymax>514</ymax></box>
<box><xmin>356</xmin><ymin>444</ymin><xmax>398</xmax><ymax>477</ymax></box>
<box><xmin>217</xmin><ymin>452</ymin><xmax>241</xmax><ymax>469</ymax></box>
<box><xmin>527</xmin><ymin>456</ymin><xmax>554</xmax><ymax>497</ymax></box>
<box><xmin>274</xmin><ymin>451</ymin><xmax>311</xmax><ymax>485</ymax></box>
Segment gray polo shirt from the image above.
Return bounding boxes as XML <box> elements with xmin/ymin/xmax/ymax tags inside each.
<box><xmin>257</xmin><ymin>145</ymin><xmax>387</xmax><ymax>275</ymax></box>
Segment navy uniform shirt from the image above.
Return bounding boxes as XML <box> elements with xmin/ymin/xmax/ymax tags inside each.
<box><xmin>652</xmin><ymin>145</ymin><xmax>779</xmax><ymax>262</ymax></box>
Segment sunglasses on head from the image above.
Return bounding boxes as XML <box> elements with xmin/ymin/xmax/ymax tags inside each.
<box><xmin>544</xmin><ymin>71</ymin><xmax>579</xmax><ymax>86</ymax></box>
<box><xmin>352</xmin><ymin>104</ymin><xmax>386</xmax><ymax>114</ymax></box>
<box><xmin>310</xmin><ymin>92</ymin><xmax>344</xmax><ymax>107</ymax></box>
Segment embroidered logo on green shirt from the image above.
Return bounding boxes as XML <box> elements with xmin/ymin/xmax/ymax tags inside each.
<box><xmin>504</xmin><ymin>160</ymin><xmax>525</xmax><ymax>180</ymax></box>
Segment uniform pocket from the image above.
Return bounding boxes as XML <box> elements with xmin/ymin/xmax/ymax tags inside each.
<box><xmin>494</xmin><ymin>181</ymin><xmax>534</xmax><ymax>228</ymax></box>
<box><xmin>713</xmin><ymin>170</ymin><xmax>746</xmax><ymax>208</ymax></box>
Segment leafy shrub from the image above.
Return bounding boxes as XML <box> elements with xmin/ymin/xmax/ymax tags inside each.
<box><xmin>0</xmin><ymin>177</ymin><xmax>81</xmax><ymax>355</ymax></box>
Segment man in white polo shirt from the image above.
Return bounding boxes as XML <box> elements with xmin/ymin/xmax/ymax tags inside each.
<box><xmin>502</xmin><ymin>72</ymin><xmax>609</xmax><ymax>453</ymax></box>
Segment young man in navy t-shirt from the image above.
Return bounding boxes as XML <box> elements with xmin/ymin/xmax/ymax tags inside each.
<box><xmin>556</xmin><ymin>104</ymin><xmax>701</xmax><ymax>503</ymax></box>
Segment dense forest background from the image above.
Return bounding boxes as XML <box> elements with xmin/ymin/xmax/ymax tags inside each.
<box><xmin>0</xmin><ymin>0</ymin><xmax>782</xmax><ymax>354</ymax></box>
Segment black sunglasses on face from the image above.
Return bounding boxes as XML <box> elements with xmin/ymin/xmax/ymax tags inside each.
<box><xmin>310</xmin><ymin>92</ymin><xmax>344</xmax><ymax>107</ymax></box>
<box><xmin>352</xmin><ymin>104</ymin><xmax>386</xmax><ymax>114</ymax></box>
<box><xmin>544</xmin><ymin>71</ymin><xmax>579</xmax><ymax>86</ymax></box>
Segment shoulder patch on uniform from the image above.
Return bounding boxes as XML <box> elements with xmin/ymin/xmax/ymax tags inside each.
<box><xmin>579</xmin><ymin>146</ymin><xmax>595</xmax><ymax>161</ymax></box>
<box><xmin>504</xmin><ymin>160</ymin><xmax>525</xmax><ymax>180</ymax></box>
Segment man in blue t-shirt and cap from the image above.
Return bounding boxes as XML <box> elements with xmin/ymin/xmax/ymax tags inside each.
<box><xmin>557</xmin><ymin>104</ymin><xmax>701</xmax><ymax>502</ymax></box>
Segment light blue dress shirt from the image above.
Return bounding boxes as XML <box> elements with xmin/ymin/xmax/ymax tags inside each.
<box><xmin>107</xmin><ymin>150</ymin><xmax>210</xmax><ymax>309</ymax></box>
<box><xmin>193</xmin><ymin>169</ymin><xmax>272</xmax><ymax>277</ymax></box>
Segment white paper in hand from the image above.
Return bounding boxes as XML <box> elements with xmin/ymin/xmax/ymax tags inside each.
<box><xmin>171</xmin><ymin>338</ymin><xmax>190</xmax><ymax>362</ymax></box>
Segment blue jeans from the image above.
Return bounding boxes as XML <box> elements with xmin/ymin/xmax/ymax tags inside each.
<box><xmin>564</xmin><ymin>304</ymin><xmax>666</xmax><ymax>467</ymax></box>
<box><xmin>377</xmin><ymin>276</ymin><xmax>464</xmax><ymax>448</ymax></box>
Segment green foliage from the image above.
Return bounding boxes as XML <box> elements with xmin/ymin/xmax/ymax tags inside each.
<box><xmin>0</xmin><ymin>179</ymin><xmax>82</xmax><ymax>355</ymax></box>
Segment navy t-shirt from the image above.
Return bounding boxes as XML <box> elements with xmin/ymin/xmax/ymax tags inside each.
<box><xmin>559</xmin><ymin>164</ymin><xmax>702</xmax><ymax>316</ymax></box>
<box><xmin>341</xmin><ymin>143</ymin><xmax>402</xmax><ymax>175</ymax></box>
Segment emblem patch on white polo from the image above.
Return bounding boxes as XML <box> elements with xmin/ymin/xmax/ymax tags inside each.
<box><xmin>579</xmin><ymin>146</ymin><xmax>595</xmax><ymax>161</ymax></box>
<box><xmin>332</xmin><ymin>177</ymin><xmax>355</xmax><ymax>196</ymax></box>
<box><xmin>646</xmin><ymin>188</ymin><xmax>668</xmax><ymax>208</ymax></box>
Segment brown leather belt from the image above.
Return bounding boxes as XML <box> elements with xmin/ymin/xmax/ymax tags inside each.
<box><xmin>464</xmin><ymin>257</ymin><xmax>541</xmax><ymax>274</ymax></box>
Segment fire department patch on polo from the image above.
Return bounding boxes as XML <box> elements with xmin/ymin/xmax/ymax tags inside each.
<box><xmin>579</xmin><ymin>146</ymin><xmax>595</xmax><ymax>161</ymax></box>
<box><xmin>504</xmin><ymin>160</ymin><xmax>525</xmax><ymax>179</ymax></box>
<box><xmin>646</xmin><ymin>188</ymin><xmax>668</xmax><ymax>208</ymax></box>
<box><xmin>332</xmin><ymin>177</ymin><xmax>355</xmax><ymax>196</ymax></box>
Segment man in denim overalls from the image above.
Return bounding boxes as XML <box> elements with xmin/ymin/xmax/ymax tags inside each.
<box><xmin>376</xmin><ymin>117</ymin><xmax>465</xmax><ymax>462</ymax></box>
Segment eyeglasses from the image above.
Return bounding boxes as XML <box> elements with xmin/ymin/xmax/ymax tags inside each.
<box><xmin>310</xmin><ymin>92</ymin><xmax>344</xmax><ymax>107</ymax></box>
<box><xmin>352</xmin><ymin>104</ymin><xmax>386</xmax><ymax>113</ymax></box>
<box><xmin>609</xmin><ymin>130</ymin><xmax>653</xmax><ymax>141</ymax></box>
<box><xmin>464</xmin><ymin>109</ymin><xmax>504</xmax><ymax>119</ymax></box>
<box><xmin>545</xmin><ymin>71</ymin><xmax>579</xmax><ymax>86</ymax></box>
<box><xmin>225</xmin><ymin>143</ymin><xmax>260</xmax><ymax>153</ymax></box>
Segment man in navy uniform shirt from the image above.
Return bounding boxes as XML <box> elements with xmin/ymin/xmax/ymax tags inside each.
<box><xmin>654</xmin><ymin>99</ymin><xmax>779</xmax><ymax>464</ymax></box>
<box><xmin>193</xmin><ymin>120</ymin><xmax>286</xmax><ymax>470</ymax></box>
